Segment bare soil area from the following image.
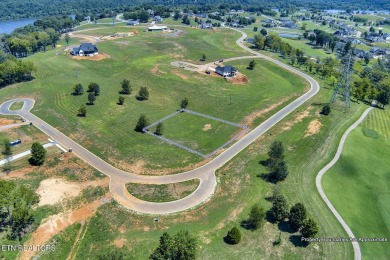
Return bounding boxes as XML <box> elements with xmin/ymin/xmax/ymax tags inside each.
<box><xmin>304</xmin><ymin>119</ymin><xmax>323</xmax><ymax>137</ymax></box>
<box><xmin>71</xmin><ymin>53</ymin><xmax>110</xmax><ymax>61</ymax></box>
<box><xmin>37</xmin><ymin>178</ymin><xmax>82</xmax><ymax>206</ymax></box>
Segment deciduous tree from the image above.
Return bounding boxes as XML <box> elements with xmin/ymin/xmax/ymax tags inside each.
<box><xmin>181</xmin><ymin>98</ymin><xmax>189</xmax><ymax>109</ymax></box>
<box><xmin>78</xmin><ymin>105</ymin><xmax>86</xmax><ymax>117</ymax></box>
<box><xmin>247</xmin><ymin>204</ymin><xmax>265</xmax><ymax>230</ymax></box>
<box><xmin>118</xmin><ymin>96</ymin><xmax>125</xmax><ymax>105</ymax></box>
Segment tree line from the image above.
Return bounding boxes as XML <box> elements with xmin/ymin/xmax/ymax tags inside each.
<box><xmin>0</xmin><ymin>50</ymin><xmax>36</xmax><ymax>87</ymax></box>
<box><xmin>3</xmin><ymin>16</ymin><xmax>78</xmax><ymax>58</ymax></box>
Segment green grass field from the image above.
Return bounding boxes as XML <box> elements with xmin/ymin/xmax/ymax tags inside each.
<box><xmin>0</xmin><ymin>26</ymin><xmax>306</xmax><ymax>171</ymax></box>
<box><xmin>279</xmin><ymin>38</ymin><xmax>335</xmax><ymax>59</ymax></box>
<box><xmin>126</xmin><ymin>179</ymin><xmax>200</xmax><ymax>202</ymax></box>
<box><xmin>323</xmin><ymin>108</ymin><xmax>390</xmax><ymax>259</ymax></box>
<box><xmin>9</xmin><ymin>101</ymin><xmax>24</xmax><ymax>110</ymax></box>
<box><xmin>149</xmin><ymin>111</ymin><xmax>243</xmax><ymax>155</ymax></box>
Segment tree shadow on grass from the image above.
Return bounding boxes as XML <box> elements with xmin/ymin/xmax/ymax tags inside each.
<box><xmin>289</xmin><ymin>235</ymin><xmax>309</xmax><ymax>247</ymax></box>
<box><xmin>278</xmin><ymin>221</ymin><xmax>295</xmax><ymax>233</ymax></box>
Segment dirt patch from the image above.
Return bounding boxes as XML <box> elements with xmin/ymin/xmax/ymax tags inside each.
<box><xmin>241</xmin><ymin>97</ymin><xmax>290</xmax><ymax>127</ymax></box>
<box><xmin>114</xmin><ymin>238</ymin><xmax>127</xmax><ymax>248</ymax></box>
<box><xmin>151</xmin><ymin>64</ymin><xmax>166</xmax><ymax>75</ymax></box>
<box><xmin>227</xmin><ymin>72</ymin><xmax>249</xmax><ymax>84</ymax></box>
<box><xmin>281</xmin><ymin>106</ymin><xmax>312</xmax><ymax>132</ymax></box>
<box><xmin>100</xmin><ymin>32</ymin><xmax>137</xmax><ymax>41</ymax></box>
<box><xmin>71</xmin><ymin>53</ymin><xmax>110</xmax><ymax>61</ymax></box>
<box><xmin>171</xmin><ymin>69</ymin><xmax>189</xmax><ymax>79</ymax></box>
<box><xmin>37</xmin><ymin>178</ymin><xmax>82</xmax><ymax>206</ymax></box>
<box><xmin>0</xmin><ymin>118</ymin><xmax>17</xmax><ymax>127</ymax></box>
<box><xmin>304</xmin><ymin>119</ymin><xmax>322</xmax><ymax>137</ymax></box>
<box><xmin>21</xmin><ymin>200</ymin><xmax>103</xmax><ymax>259</ymax></box>
<box><xmin>202</xmin><ymin>124</ymin><xmax>212</xmax><ymax>131</ymax></box>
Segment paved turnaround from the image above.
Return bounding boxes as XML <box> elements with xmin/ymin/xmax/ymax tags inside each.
<box><xmin>0</xmin><ymin>28</ymin><xmax>320</xmax><ymax>215</ymax></box>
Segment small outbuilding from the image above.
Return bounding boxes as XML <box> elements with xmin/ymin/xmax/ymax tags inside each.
<box><xmin>148</xmin><ymin>25</ymin><xmax>168</xmax><ymax>31</ymax></box>
<box><xmin>215</xmin><ymin>65</ymin><xmax>237</xmax><ymax>77</ymax></box>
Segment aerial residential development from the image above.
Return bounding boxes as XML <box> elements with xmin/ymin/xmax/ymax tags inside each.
<box><xmin>0</xmin><ymin>0</ymin><xmax>389</xmax><ymax>259</ymax></box>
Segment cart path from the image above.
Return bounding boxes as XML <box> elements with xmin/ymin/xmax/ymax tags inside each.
<box><xmin>316</xmin><ymin>108</ymin><xmax>373</xmax><ymax>260</ymax></box>
<box><xmin>0</xmin><ymin>27</ymin><xmax>320</xmax><ymax>216</ymax></box>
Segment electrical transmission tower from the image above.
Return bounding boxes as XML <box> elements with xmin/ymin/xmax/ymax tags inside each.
<box><xmin>329</xmin><ymin>51</ymin><xmax>353</xmax><ymax>111</ymax></box>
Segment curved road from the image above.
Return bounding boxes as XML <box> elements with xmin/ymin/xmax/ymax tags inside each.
<box><xmin>0</xmin><ymin>28</ymin><xmax>321</xmax><ymax>216</ymax></box>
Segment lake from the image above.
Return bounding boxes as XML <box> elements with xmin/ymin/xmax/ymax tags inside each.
<box><xmin>0</xmin><ymin>18</ymin><xmax>37</xmax><ymax>34</ymax></box>
<box><xmin>278</xmin><ymin>33</ymin><xmax>300</xmax><ymax>39</ymax></box>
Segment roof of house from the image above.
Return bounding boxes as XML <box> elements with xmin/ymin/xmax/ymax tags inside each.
<box><xmin>80</xmin><ymin>43</ymin><xmax>97</xmax><ymax>52</ymax></box>
<box><xmin>216</xmin><ymin>65</ymin><xmax>237</xmax><ymax>73</ymax></box>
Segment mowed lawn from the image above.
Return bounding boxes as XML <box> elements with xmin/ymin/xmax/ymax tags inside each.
<box><xmin>323</xmin><ymin>108</ymin><xmax>390</xmax><ymax>259</ymax></box>
<box><xmin>0</xmin><ymin>26</ymin><xmax>307</xmax><ymax>170</ymax></box>
<box><xmin>149</xmin><ymin>111</ymin><xmax>242</xmax><ymax>155</ymax></box>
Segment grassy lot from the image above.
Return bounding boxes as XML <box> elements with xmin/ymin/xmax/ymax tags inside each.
<box><xmin>0</xmin><ymin>26</ymin><xmax>306</xmax><ymax>172</ymax></box>
<box><xmin>0</xmin><ymin>125</ymin><xmax>51</xmax><ymax>160</ymax></box>
<box><xmin>323</xmin><ymin>108</ymin><xmax>390</xmax><ymax>259</ymax></box>
<box><xmin>48</xmin><ymin>45</ymin><xmax>367</xmax><ymax>259</ymax></box>
<box><xmin>67</xmin><ymin>80</ymin><xmax>365</xmax><ymax>259</ymax></box>
<box><xmin>126</xmin><ymin>179</ymin><xmax>200</xmax><ymax>202</ymax></box>
<box><xmin>9</xmin><ymin>101</ymin><xmax>24</xmax><ymax>110</ymax></box>
<box><xmin>279</xmin><ymin>38</ymin><xmax>335</xmax><ymax>59</ymax></box>
<box><xmin>149</xmin><ymin>111</ymin><xmax>243</xmax><ymax>155</ymax></box>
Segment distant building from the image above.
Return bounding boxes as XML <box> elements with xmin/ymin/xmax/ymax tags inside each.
<box><xmin>127</xmin><ymin>19</ymin><xmax>140</xmax><ymax>26</ymax></box>
<box><xmin>148</xmin><ymin>25</ymin><xmax>168</xmax><ymax>31</ymax></box>
<box><xmin>71</xmin><ymin>43</ymin><xmax>98</xmax><ymax>56</ymax></box>
<box><xmin>153</xmin><ymin>16</ymin><xmax>163</xmax><ymax>23</ymax></box>
<box><xmin>200</xmin><ymin>22</ymin><xmax>213</xmax><ymax>29</ymax></box>
<box><xmin>215</xmin><ymin>65</ymin><xmax>237</xmax><ymax>77</ymax></box>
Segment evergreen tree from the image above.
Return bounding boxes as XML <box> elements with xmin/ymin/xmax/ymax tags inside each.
<box><xmin>301</xmin><ymin>218</ymin><xmax>319</xmax><ymax>238</ymax></box>
<box><xmin>73</xmin><ymin>83</ymin><xmax>83</xmax><ymax>95</ymax></box>
<box><xmin>118</xmin><ymin>96</ymin><xmax>125</xmax><ymax>105</ymax></box>
<box><xmin>155</xmin><ymin>122</ymin><xmax>164</xmax><ymax>136</ymax></box>
<box><xmin>247</xmin><ymin>204</ymin><xmax>266</xmax><ymax>230</ymax></box>
<box><xmin>137</xmin><ymin>87</ymin><xmax>149</xmax><ymax>101</ymax></box>
<box><xmin>135</xmin><ymin>114</ymin><xmax>149</xmax><ymax>132</ymax></box>
<box><xmin>269</xmin><ymin>195</ymin><xmax>289</xmax><ymax>222</ymax></box>
<box><xmin>225</xmin><ymin>227</ymin><xmax>241</xmax><ymax>245</ymax></box>
<box><xmin>3</xmin><ymin>139</ymin><xmax>12</xmax><ymax>156</ymax></box>
<box><xmin>78</xmin><ymin>105</ymin><xmax>86</xmax><ymax>117</ymax></box>
<box><xmin>248</xmin><ymin>60</ymin><xmax>256</xmax><ymax>70</ymax></box>
<box><xmin>321</xmin><ymin>104</ymin><xmax>331</xmax><ymax>115</ymax></box>
<box><xmin>29</xmin><ymin>142</ymin><xmax>46</xmax><ymax>166</ymax></box>
<box><xmin>88</xmin><ymin>93</ymin><xmax>96</xmax><ymax>105</ymax></box>
<box><xmin>121</xmin><ymin>79</ymin><xmax>132</xmax><ymax>94</ymax></box>
<box><xmin>289</xmin><ymin>203</ymin><xmax>307</xmax><ymax>231</ymax></box>
<box><xmin>181</xmin><ymin>98</ymin><xmax>189</xmax><ymax>109</ymax></box>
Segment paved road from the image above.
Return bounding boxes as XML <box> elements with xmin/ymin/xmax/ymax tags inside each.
<box><xmin>316</xmin><ymin>108</ymin><xmax>373</xmax><ymax>260</ymax></box>
<box><xmin>0</xmin><ymin>27</ymin><xmax>320</xmax><ymax>215</ymax></box>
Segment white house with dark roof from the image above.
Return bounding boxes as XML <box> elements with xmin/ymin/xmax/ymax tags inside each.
<box><xmin>71</xmin><ymin>43</ymin><xmax>98</xmax><ymax>56</ymax></box>
<box><xmin>215</xmin><ymin>65</ymin><xmax>237</xmax><ymax>77</ymax></box>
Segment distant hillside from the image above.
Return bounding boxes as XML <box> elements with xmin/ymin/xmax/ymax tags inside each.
<box><xmin>0</xmin><ymin>0</ymin><xmax>389</xmax><ymax>21</ymax></box>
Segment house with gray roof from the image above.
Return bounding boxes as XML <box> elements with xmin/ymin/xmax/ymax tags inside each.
<box><xmin>215</xmin><ymin>65</ymin><xmax>237</xmax><ymax>77</ymax></box>
<box><xmin>71</xmin><ymin>43</ymin><xmax>98</xmax><ymax>56</ymax></box>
